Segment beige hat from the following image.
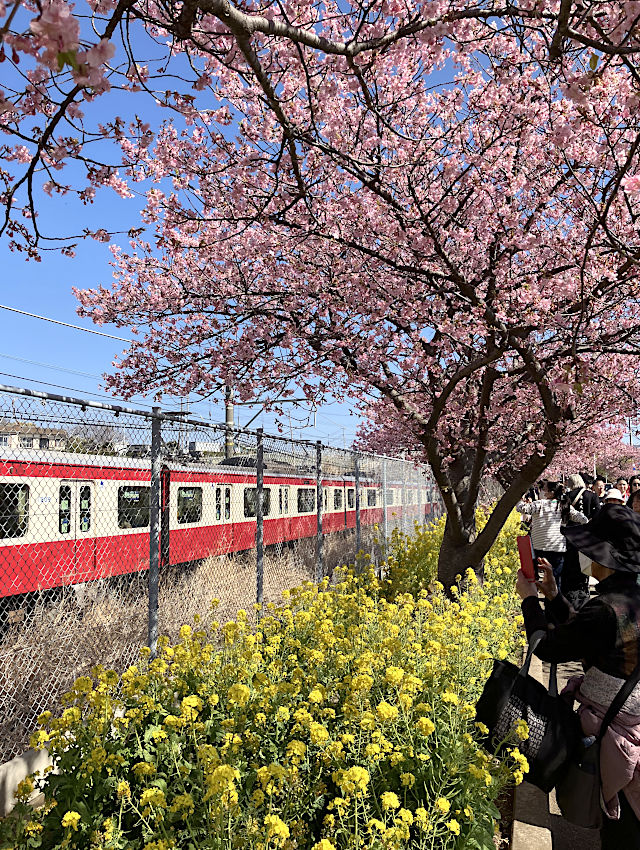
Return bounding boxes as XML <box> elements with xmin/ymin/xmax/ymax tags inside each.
<box><xmin>604</xmin><ymin>488</ymin><xmax>624</xmax><ymax>502</ymax></box>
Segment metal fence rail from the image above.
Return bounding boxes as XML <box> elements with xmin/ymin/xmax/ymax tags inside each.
<box><xmin>0</xmin><ymin>383</ymin><xmax>443</xmax><ymax>762</ymax></box>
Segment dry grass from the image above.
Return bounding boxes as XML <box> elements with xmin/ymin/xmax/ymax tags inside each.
<box><xmin>0</xmin><ymin>529</ymin><xmax>378</xmax><ymax>764</ymax></box>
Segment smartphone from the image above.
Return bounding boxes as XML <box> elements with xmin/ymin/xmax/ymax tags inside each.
<box><xmin>517</xmin><ymin>535</ymin><xmax>537</xmax><ymax>581</ymax></box>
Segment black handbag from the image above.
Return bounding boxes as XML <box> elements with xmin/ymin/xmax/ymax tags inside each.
<box><xmin>475</xmin><ymin>631</ymin><xmax>582</xmax><ymax>792</ymax></box>
<box><xmin>556</xmin><ymin>658</ymin><xmax>640</xmax><ymax>830</ymax></box>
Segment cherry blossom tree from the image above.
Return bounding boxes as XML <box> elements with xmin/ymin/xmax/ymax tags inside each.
<box><xmin>70</xmin><ymin>17</ymin><xmax>640</xmax><ymax>583</ymax></box>
<box><xmin>4</xmin><ymin>0</ymin><xmax>640</xmax><ymax>581</ymax></box>
<box><xmin>549</xmin><ymin>434</ymin><xmax>640</xmax><ymax>482</ymax></box>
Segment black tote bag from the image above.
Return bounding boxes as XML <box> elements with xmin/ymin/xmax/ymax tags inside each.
<box><xmin>475</xmin><ymin>631</ymin><xmax>582</xmax><ymax>792</ymax></box>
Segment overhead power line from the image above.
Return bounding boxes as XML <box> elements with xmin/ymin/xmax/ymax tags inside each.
<box><xmin>0</xmin><ymin>352</ymin><xmax>102</xmax><ymax>381</ymax></box>
<box><xmin>0</xmin><ymin>303</ymin><xmax>132</xmax><ymax>342</ymax></box>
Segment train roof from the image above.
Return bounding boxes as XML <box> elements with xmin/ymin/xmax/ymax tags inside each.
<box><xmin>0</xmin><ymin>447</ymin><xmax>391</xmax><ymax>484</ymax></box>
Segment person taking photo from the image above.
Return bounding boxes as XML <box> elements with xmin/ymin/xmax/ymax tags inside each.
<box><xmin>516</xmin><ymin>504</ymin><xmax>640</xmax><ymax>848</ymax></box>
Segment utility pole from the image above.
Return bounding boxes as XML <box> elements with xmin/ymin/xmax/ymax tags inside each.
<box><xmin>225</xmin><ymin>385</ymin><xmax>234</xmax><ymax>460</ymax></box>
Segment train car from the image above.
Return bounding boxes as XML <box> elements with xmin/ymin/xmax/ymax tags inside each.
<box><xmin>0</xmin><ymin>449</ymin><xmax>434</xmax><ymax>606</ymax></box>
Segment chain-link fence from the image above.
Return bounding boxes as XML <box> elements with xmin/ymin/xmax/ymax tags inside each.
<box><xmin>0</xmin><ymin>384</ymin><xmax>443</xmax><ymax>763</ymax></box>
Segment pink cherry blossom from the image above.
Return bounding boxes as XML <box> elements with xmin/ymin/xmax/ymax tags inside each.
<box><xmin>29</xmin><ymin>1</ymin><xmax>80</xmax><ymax>69</ymax></box>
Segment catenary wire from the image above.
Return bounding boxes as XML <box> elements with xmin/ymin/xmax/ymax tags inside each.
<box><xmin>0</xmin><ymin>352</ymin><xmax>102</xmax><ymax>381</ymax></box>
<box><xmin>0</xmin><ymin>303</ymin><xmax>133</xmax><ymax>342</ymax></box>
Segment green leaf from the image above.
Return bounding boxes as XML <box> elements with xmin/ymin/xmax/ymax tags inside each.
<box><xmin>144</xmin><ymin>725</ymin><xmax>162</xmax><ymax>743</ymax></box>
<box><xmin>589</xmin><ymin>53</ymin><xmax>599</xmax><ymax>71</ymax></box>
<box><xmin>57</xmin><ymin>50</ymin><xmax>79</xmax><ymax>71</ymax></box>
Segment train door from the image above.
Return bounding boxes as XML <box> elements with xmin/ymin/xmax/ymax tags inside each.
<box><xmin>58</xmin><ymin>480</ymin><xmax>97</xmax><ymax>583</ymax></box>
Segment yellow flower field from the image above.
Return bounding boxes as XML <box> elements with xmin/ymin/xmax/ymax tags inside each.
<box><xmin>1</xmin><ymin>512</ymin><xmax>527</xmax><ymax>850</ymax></box>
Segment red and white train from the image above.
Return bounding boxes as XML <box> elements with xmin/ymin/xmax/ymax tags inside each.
<box><xmin>0</xmin><ymin>449</ymin><xmax>440</xmax><ymax>603</ymax></box>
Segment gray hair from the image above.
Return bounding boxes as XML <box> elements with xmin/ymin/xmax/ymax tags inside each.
<box><xmin>567</xmin><ymin>474</ymin><xmax>585</xmax><ymax>489</ymax></box>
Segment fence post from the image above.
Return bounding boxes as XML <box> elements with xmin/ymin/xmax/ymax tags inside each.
<box><xmin>256</xmin><ymin>428</ymin><xmax>264</xmax><ymax>606</ymax></box>
<box><xmin>401</xmin><ymin>458</ymin><xmax>408</xmax><ymax>535</ymax></box>
<box><xmin>382</xmin><ymin>458</ymin><xmax>389</xmax><ymax>548</ymax></box>
<box><xmin>354</xmin><ymin>452</ymin><xmax>361</xmax><ymax>555</ymax></box>
<box><xmin>316</xmin><ymin>440</ymin><xmax>323</xmax><ymax>583</ymax></box>
<box><xmin>148</xmin><ymin>407</ymin><xmax>162</xmax><ymax>658</ymax></box>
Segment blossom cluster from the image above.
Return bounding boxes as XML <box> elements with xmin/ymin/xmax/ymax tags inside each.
<box><xmin>1</xmin><ymin>524</ymin><xmax>526</xmax><ymax>849</ymax></box>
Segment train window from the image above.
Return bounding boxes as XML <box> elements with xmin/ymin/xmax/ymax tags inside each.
<box><xmin>279</xmin><ymin>487</ymin><xmax>289</xmax><ymax>515</ymax></box>
<box><xmin>334</xmin><ymin>488</ymin><xmax>343</xmax><ymax>510</ymax></box>
<box><xmin>0</xmin><ymin>483</ymin><xmax>29</xmax><ymax>538</ymax></box>
<box><xmin>244</xmin><ymin>488</ymin><xmax>271</xmax><ymax>518</ymax></box>
<box><xmin>178</xmin><ymin>487</ymin><xmax>203</xmax><ymax>524</ymax></box>
<box><xmin>347</xmin><ymin>488</ymin><xmax>355</xmax><ymax>509</ymax></box>
<box><xmin>215</xmin><ymin>487</ymin><xmax>222</xmax><ymax>521</ymax></box>
<box><xmin>298</xmin><ymin>488</ymin><xmax>315</xmax><ymax>513</ymax></box>
<box><xmin>386</xmin><ymin>489</ymin><xmax>394</xmax><ymax>505</ymax></box>
<box><xmin>367</xmin><ymin>490</ymin><xmax>377</xmax><ymax>507</ymax></box>
<box><xmin>118</xmin><ymin>486</ymin><xmax>151</xmax><ymax>529</ymax></box>
<box><xmin>0</xmin><ymin>436</ymin><xmax>7</xmax><ymax>447</ymax></box>
<box><xmin>19</xmin><ymin>436</ymin><xmax>33</xmax><ymax>448</ymax></box>
<box><xmin>79</xmin><ymin>485</ymin><xmax>91</xmax><ymax>532</ymax></box>
<box><xmin>59</xmin><ymin>485</ymin><xmax>72</xmax><ymax>534</ymax></box>
<box><xmin>39</xmin><ymin>437</ymin><xmax>49</xmax><ymax>450</ymax></box>
<box><xmin>225</xmin><ymin>487</ymin><xmax>231</xmax><ymax>520</ymax></box>
<box><xmin>323</xmin><ymin>488</ymin><xmax>328</xmax><ymax>511</ymax></box>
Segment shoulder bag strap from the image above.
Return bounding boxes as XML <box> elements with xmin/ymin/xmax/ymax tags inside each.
<box><xmin>518</xmin><ymin>630</ymin><xmax>545</xmax><ymax>678</ymax></box>
<box><xmin>597</xmin><ymin>657</ymin><xmax>640</xmax><ymax>743</ymax></box>
<box><xmin>517</xmin><ymin>630</ymin><xmax>561</xmax><ymax>694</ymax></box>
<box><xmin>571</xmin><ymin>488</ymin><xmax>585</xmax><ymax>508</ymax></box>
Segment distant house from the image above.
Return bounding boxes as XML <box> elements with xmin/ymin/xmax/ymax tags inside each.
<box><xmin>0</xmin><ymin>421</ymin><xmax>68</xmax><ymax>451</ymax></box>
<box><xmin>189</xmin><ymin>440</ymin><xmax>223</xmax><ymax>456</ymax></box>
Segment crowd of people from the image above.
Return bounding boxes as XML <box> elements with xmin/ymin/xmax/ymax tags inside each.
<box><xmin>515</xmin><ymin>472</ymin><xmax>640</xmax><ymax>846</ymax></box>
<box><xmin>517</xmin><ymin>473</ymin><xmax>640</xmax><ymax>607</ymax></box>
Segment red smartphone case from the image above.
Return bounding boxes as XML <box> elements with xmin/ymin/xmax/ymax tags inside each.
<box><xmin>517</xmin><ymin>535</ymin><xmax>536</xmax><ymax>581</ymax></box>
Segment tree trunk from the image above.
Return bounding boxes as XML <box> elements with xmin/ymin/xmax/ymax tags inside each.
<box><xmin>437</xmin><ymin>512</ymin><xmax>479</xmax><ymax>588</ymax></box>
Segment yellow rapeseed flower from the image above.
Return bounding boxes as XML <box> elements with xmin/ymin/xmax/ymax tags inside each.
<box><xmin>381</xmin><ymin>791</ymin><xmax>400</xmax><ymax>811</ymax></box>
<box><xmin>376</xmin><ymin>700</ymin><xmax>399</xmax><ymax>722</ymax></box>
<box><xmin>434</xmin><ymin>797</ymin><xmax>450</xmax><ymax>815</ymax></box>
<box><xmin>227</xmin><ymin>683</ymin><xmax>251</xmax><ymax>708</ymax></box>
<box><xmin>415</xmin><ymin>716</ymin><xmax>435</xmax><ymax>736</ymax></box>
<box><xmin>116</xmin><ymin>780</ymin><xmax>131</xmax><ymax>799</ymax></box>
<box><xmin>264</xmin><ymin>813</ymin><xmax>290</xmax><ymax>846</ymax></box>
<box><xmin>446</xmin><ymin>818</ymin><xmax>461</xmax><ymax>835</ymax></box>
<box><xmin>61</xmin><ymin>811</ymin><xmax>81</xmax><ymax>831</ymax></box>
<box><xmin>309</xmin><ymin>722</ymin><xmax>330</xmax><ymax>745</ymax></box>
<box><xmin>385</xmin><ymin>666</ymin><xmax>405</xmax><ymax>686</ymax></box>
